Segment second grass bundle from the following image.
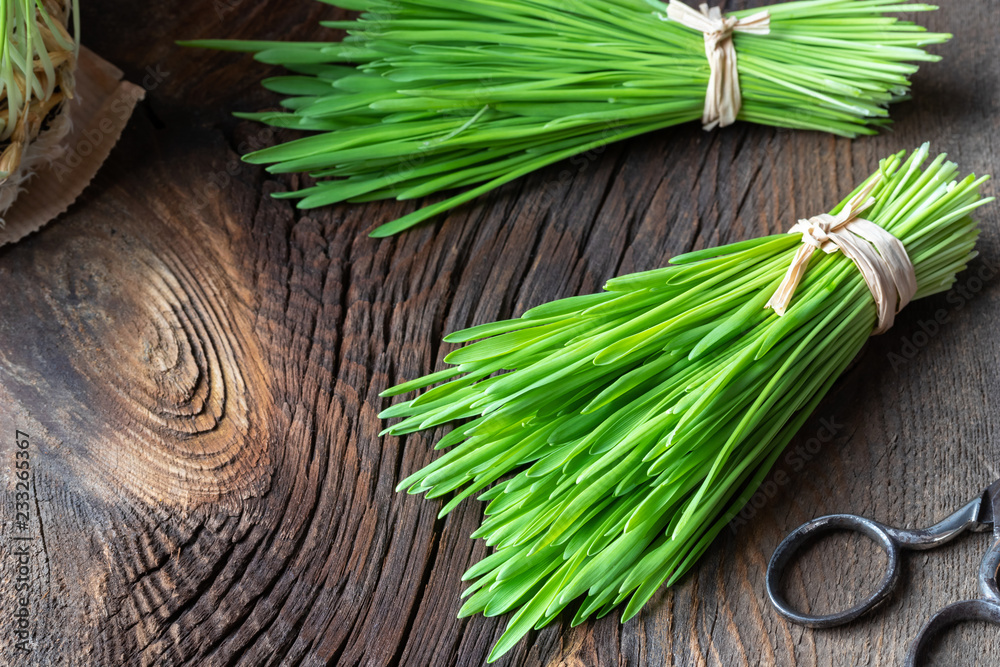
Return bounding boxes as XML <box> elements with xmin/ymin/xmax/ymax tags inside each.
<box><xmin>381</xmin><ymin>145</ymin><xmax>991</xmax><ymax>661</ymax></box>
<box><xmin>189</xmin><ymin>0</ymin><xmax>951</xmax><ymax>235</ymax></box>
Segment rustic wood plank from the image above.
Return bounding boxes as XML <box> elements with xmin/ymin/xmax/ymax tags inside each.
<box><xmin>1</xmin><ymin>1</ymin><xmax>999</xmax><ymax>665</ymax></box>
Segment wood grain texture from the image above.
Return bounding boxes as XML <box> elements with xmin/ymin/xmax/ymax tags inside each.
<box><xmin>1</xmin><ymin>1</ymin><xmax>999</xmax><ymax>665</ymax></box>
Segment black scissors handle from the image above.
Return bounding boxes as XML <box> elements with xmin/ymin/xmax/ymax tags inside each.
<box><xmin>766</xmin><ymin>513</ymin><xmax>901</xmax><ymax>627</ymax></box>
<box><xmin>904</xmin><ymin>597</ymin><xmax>1000</xmax><ymax>666</ymax></box>
<box><xmin>903</xmin><ymin>534</ymin><xmax>1000</xmax><ymax>666</ymax></box>
<box><xmin>766</xmin><ymin>497</ymin><xmax>984</xmax><ymax>628</ymax></box>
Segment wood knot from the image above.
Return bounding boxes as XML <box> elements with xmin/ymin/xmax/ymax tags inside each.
<box><xmin>37</xmin><ymin>234</ymin><xmax>272</xmax><ymax>509</ymax></box>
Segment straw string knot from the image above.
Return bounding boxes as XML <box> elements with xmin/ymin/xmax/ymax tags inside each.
<box><xmin>794</xmin><ymin>217</ymin><xmax>834</xmax><ymax>249</ymax></box>
<box><xmin>665</xmin><ymin>0</ymin><xmax>770</xmax><ymax>130</ymax></box>
<box><xmin>765</xmin><ymin>177</ymin><xmax>918</xmax><ymax>335</ymax></box>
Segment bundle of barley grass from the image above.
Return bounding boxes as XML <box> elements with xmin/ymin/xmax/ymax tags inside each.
<box><xmin>185</xmin><ymin>0</ymin><xmax>950</xmax><ymax>236</ymax></box>
<box><xmin>0</xmin><ymin>0</ymin><xmax>79</xmax><ymax>217</ymax></box>
<box><xmin>380</xmin><ymin>145</ymin><xmax>990</xmax><ymax>661</ymax></box>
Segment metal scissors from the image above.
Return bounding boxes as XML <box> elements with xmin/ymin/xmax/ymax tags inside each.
<box><xmin>766</xmin><ymin>478</ymin><xmax>1000</xmax><ymax>666</ymax></box>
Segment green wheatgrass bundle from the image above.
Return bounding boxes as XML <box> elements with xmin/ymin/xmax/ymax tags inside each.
<box><xmin>184</xmin><ymin>0</ymin><xmax>950</xmax><ymax>236</ymax></box>
<box><xmin>380</xmin><ymin>145</ymin><xmax>990</xmax><ymax>661</ymax></box>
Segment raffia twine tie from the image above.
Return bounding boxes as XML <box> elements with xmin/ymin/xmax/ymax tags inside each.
<box><xmin>665</xmin><ymin>0</ymin><xmax>769</xmax><ymax>130</ymax></box>
<box><xmin>765</xmin><ymin>177</ymin><xmax>918</xmax><ymax>335</ymax></box>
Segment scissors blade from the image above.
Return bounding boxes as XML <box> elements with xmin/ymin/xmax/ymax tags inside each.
<box><xmin>976</xmin><ymin>478</ymin><xmax>1000</xmax><ymax>530</ymax></box>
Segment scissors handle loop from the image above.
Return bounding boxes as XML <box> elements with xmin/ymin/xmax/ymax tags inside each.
<box><xmin>766</xmin><ymin>514</ymin><xmax>901</xmax><ymax>628</ymax></box>
<box><xmin>904</xmin><ymin>598</ymin><xmax>1000</xmax><ymax>667</ymax></box>
<box><xmin>903</xmin><ymin>532</ymin><xmax>1000</xmax><ymax>665</ymax></box>
<box><xmin>767</xmin><ymin>498</ymin><xmax>987</xmax><ymax>629</ymax></box>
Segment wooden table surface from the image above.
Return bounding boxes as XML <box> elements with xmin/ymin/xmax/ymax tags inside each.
<box><xmin>1</xmin><ymin>1</ymin><xmax>999</xmax><ymax>665</ymax></box>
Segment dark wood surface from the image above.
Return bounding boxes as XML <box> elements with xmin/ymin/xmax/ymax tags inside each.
<box><xmin>1</xmin><ymin>1</ymin><xmax>999</xmax><ymax>665</ymax></box>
